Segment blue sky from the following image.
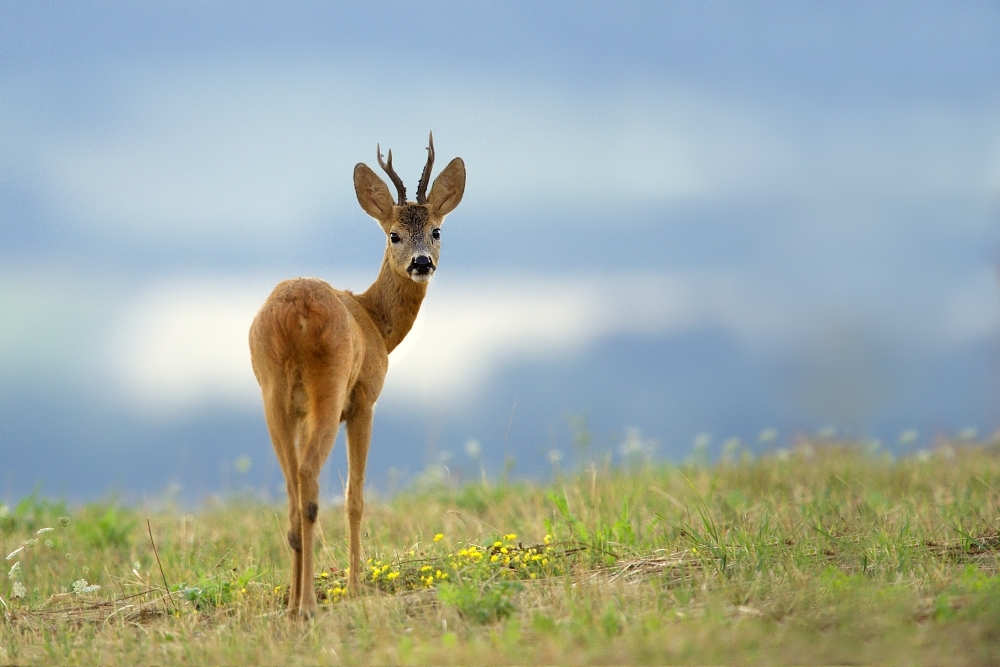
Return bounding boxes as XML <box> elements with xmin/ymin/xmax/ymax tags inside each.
<box><xmin>1</xmin><ymin>2</ymin><xmax>998</xmax><ymax>501</ymax></box>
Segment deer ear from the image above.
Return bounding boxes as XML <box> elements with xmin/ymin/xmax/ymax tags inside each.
<box><xmin>354</xmin><ymin>163</ymin><xmax>395</xmax><ymax>224</ymax></box>
<box><xmin>427</xmin><ymin>157</ymin><xmax>465</xmax><ymax>218</ymax></box>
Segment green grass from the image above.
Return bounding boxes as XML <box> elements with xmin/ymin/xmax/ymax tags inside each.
<box><xmin>4</xmin><ymin>442</ymin><xmax>1000</xmax><ymax>664</ymax></box>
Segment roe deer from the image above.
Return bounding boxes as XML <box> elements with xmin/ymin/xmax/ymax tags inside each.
<box><xmin>249</xmin><ymin>133</ymin><xmax>465</xmax><ymax>618</ymax></box>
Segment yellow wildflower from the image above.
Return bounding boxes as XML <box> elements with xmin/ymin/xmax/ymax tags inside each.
<box><xmin>504</xmin><ymin>533</ymin><xmax>517</xmax><ymax>541</ymax></box>
<box><xmin>544</xmin><ymin>534</ymin><xmax>552</xmax><ymax>545</ymax></box>
<box><xmin>491</xmin><ymin>555</ymin><xmax>499</xmax><ymax>562</ymax></box>
<box><xmin>434</xmin><ymin>533</ymin><xmax>444</xmax><ymax>542</ymax></box>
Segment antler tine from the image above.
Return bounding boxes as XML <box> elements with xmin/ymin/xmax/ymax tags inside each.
<box><xmin>376</xmin><ymin>143</ymin><xmax>407</xmax><ymax>205</ymax></box>
<box><xmin>415</xmin><ymin>131</ymin><xmax>435</xmax><ymax>205</ymax></box>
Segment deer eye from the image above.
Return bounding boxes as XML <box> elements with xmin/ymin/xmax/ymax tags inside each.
<box><xmin>431</xmin><ymin>228</ymin><xmax>440</xmax><ymax>240</ymax></box>
<box><xmin>389</xmin><ymin>232</ymin><xmax>401</xmax><ymax>244</ymax></box>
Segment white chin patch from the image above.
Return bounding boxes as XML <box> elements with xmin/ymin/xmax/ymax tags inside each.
<box><xmin>410</xmin><ymin>272</ymin><xmax>433</xmax><ymax>283</ymax></box>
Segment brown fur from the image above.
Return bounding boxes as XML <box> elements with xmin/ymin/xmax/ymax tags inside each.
<box><xmin>249</xmin><ymin>144</ymin><xmax>465</xmax><ymax>619</ymax></box>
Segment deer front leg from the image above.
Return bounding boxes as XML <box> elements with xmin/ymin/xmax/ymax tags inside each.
<box><xmin>345</xmin><ymin>406</ymin><xmax>373</xmax><ymax>594</ymax></box>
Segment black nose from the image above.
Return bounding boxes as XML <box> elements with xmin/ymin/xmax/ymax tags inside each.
<box><xmin>409</xmin><ymin>255</ymin><xmax>435</xmax><ymax>275</ymax></box>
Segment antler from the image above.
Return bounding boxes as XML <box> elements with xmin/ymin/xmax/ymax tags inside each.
<box><xmin>415</xmin><ymin>131</ymin><xmax>435</xmax><ymax>205</ymax></box>
<box><xmin>377</xmin><ymin>144</ymin><xmax>407</xmax><ymax>205</ymax></box>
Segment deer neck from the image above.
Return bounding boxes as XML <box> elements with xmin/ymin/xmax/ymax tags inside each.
<box><xmin>356</xmin><ymin>253</ymin><xmax>428</xmax><ymax>353</ymax></box>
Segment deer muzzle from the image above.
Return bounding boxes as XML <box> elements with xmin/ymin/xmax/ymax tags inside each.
<box><xmin>407</xmin><ymin>255</ymin><xmax>435</xmax><ymax>280</ymax></box>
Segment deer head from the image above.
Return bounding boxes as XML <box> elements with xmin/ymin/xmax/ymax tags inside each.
<box><xmin>353</xmin><ymin>132</ymin><xmax>466</xmax><ymax>283</ymax></box>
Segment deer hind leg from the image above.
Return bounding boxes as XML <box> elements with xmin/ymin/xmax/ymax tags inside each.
<box><xmin>260</xmin><ymin>385</ymin><xmax>304</xmax><ymax>615</ymax></box>
<box><xmin>295</xmin><ymin>380</ymin><xmax>346</xmax><ymax>619</ymax></box>
<box><xmin>345</xmin><ymin>404</ymin><xmax>373</xmax><ymax>594</ymax></box>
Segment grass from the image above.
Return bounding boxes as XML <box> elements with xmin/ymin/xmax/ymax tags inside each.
<box><xmin>4</xmin><ymin>440</ymin><xmax>1000</xmax><ymax>664</ymax></box>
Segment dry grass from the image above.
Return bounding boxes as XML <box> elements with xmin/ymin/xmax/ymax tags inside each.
<box><xmin>4</xmin><ymin>441</ymin><xmax>1000</xmax><ymax>664</ymax></box>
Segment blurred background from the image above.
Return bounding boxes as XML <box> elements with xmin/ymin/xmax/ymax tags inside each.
<box><xmin>1</xmin><ymin>2</ymin><xmax>998</xmax><ymax>502</ymax></box>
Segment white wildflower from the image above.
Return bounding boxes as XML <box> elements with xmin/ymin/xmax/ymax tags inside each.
<box><xmin>44</xmin><ymin>540</ymin><xmax>54</xmax><ymax>548</ymax></box>
<box><xmin>58</xmin><ymin>516</ymin><xmax>70</xmax><ymax>527</ymax></box>
<box><xmin>73</xmin><ymin>578</ymin><xmax>100</xmax><ymax>595</ymax></box>
<box><xmin>23</xmin><ymin>539</ymin><xmax>38</xmax><ymax>548</ymax></box>
<box><xmin>234</xmin><ymin>455</ymin><xmax>252</xmax><ymax>474</ymax></box>
<box><xmin>8</xmin><ymin>562</ymin><xmax>21</xmax><ymax>579</ymax></box>
<box><xmin>11</xmin><ymin>582</ymin><xmax>26</xmax><ymax>599</ymax></box>
<box><xmin>817</xmin><ymin>425</ymin><xmax>837</xmax><ymax>439</ymax></box>
<box><xmin>464</xmin><ymin>439</ymin><xmax>482</xmax><ymax>459</ymax></box>
<box><xmin>721</xmin><ymin>437</ymin><xmax>742</xmax><ymax>462</ymax></box>
<box><xmin>5</xmin><ymin>547</ymin><xmax>23</xmax><ymax>561</ymax></box>
<box><xmin>958</xmin><ymin>426</ymin><xmax>978</xmax><ymax>440</ymax></box>
<box><xmin>619</xmin><ymin>427</ymin><xmax>657</xmax><ymax>462</ymax></box>
<box><xmin>36</xmin><ymin>527</ymin><xmax>54</xmax><ymax>535</ymax></box>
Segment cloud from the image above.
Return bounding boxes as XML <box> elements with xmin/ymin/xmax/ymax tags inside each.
<box><xmin>7</xmin><ymin>63</ymin><xmax>991</xmax><ymax>249</ymax></box>
<box><xmin>39</xmin><ymin>68</ymin><xmax>718</xmax><ymax>239</ymax></box>
<box><xmin>382</xmin><ymin>272</ymin><xmax>786</xmax><ymax>406</ymax></box>
<box><xmin>107</xmin><ymin>278</ymin><xmax>269</xmax><ymax>415</ymax></box>
<box><xmin>104</xmin><ymin>270</ymin><xmax>786</xmax><ymax>416</ymax></box>
<box><xmin>943</xmin><ymin>267</ymin><xmax>1000</xmax><ymax>346</ymax></box>
<box><xmin>101</xmin><ymin>263</ymin><xmax>1000</xmax><ymax>418</ymax></box>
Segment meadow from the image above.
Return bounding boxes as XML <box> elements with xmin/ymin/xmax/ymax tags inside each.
<box><xmin>3</xmin><ymin>440</ymin><xmax>1000</xmax><ymax>665</ymax></box>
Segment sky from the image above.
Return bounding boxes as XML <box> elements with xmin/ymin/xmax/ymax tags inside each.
<box><xmin>1</xmin><ymin>2</ymin><xmax>999</xmax><ymax>502</ymax></box>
